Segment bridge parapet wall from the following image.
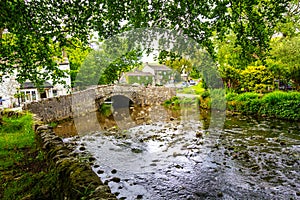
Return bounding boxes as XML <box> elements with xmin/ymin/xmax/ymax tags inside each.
<box><xmin>143</xmin><ymin>86</ymin><xmax>176</xmax><ymax>105</ymax></box>
<box><xmin>23</xmin><ymin>85</ymin><xmax>176</xmax><ymax>122</ymax></box>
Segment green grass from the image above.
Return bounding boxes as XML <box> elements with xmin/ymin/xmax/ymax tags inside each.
<box><xmin>2</xmin><ymin>169</ymin><xmax>59</xmax><ymax>200</ymax></box>
<box><xmin>177</xmin><ymin>82</ymin><xmax>205</xmax><ymax>95</ymax></box>
<box><xmin>0</xmin><ymin>113</ymin><xmax>35</xmax><ymax>150</ymax></box>
<box><xmin>0</xmin><ymin>112</ymin><xmax>59</xmax><ymax>199</ymax></box>
<box><xmin>163</xmin><ymin>96</ymin><xmax>198</xmax><ymax>110</ymax></box>
<box><xmin>0</xmin><ymin>112</ymin><xmax>35</xmax><ymax>171</ymax></box>
<box><xmin>99</xmin><ymin>103</ymin><xmax>113</xmax><ymax>117</ymax></box>
<box><xmin>48</xmin><ymin>121</ymin><xmax>58</xmax><ymax>128</ymax></box>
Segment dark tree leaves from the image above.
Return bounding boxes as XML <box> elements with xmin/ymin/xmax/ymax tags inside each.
<box><xmin>0</xmin><ymin>0</ymin><xmax>290</xmax><ymax>87</ymax></box>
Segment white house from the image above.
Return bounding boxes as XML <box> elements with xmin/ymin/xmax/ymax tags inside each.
<box><xmin>0</xmin><ymin>57</ymin><xmax>71</xmax><ymax>109</ymax></box>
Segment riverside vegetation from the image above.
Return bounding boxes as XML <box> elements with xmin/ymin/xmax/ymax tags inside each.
<box><xmin>0</xmin><ymin>111</ymin><xmax>58</xmax><ymax>199</ymax></box>
<box><xmin>0</xmin><ymin>111</ymin><xmax>117</xmax><ymax>200</ymax></box>
<box><xmin>165</xmin><ymin>83</ymin><xmax>300</xmax><ymax>121</ymax></box>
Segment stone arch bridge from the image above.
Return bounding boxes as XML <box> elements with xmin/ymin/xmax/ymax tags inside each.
<box><xmin>23</xmin><ymin>85</ymin><xmax>176</xmax><ymax>123</ymax></box>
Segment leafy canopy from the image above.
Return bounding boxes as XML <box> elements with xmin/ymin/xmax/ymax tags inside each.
<box><xmin>1</xmin><ymin>0</ymin><xmax>290</xmax><ymax>86</ymax></box>
<box><xmin>74</xmin><ymin>37</ymin><xmax>142</xmax><ymax>88</ymax></box>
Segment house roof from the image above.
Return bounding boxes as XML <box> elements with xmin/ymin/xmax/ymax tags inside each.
<box><xmin>144</xmin><ymin>63</ymin><xmax>172</xmax><ymax>71</ymax></box>
<box><xmin>126</xmin><ymin>71</ymin><xmax>153</xmax><ymax>76</ymax></box>
<box><xmin>21</xmin><ymin>82</ymin><xmax>53</xmax><ymax>89</ymax></box>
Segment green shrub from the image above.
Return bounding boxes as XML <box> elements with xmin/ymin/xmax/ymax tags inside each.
<box><xmin>99</xmin><ymin>103</ymin><xmax>112</xmax><ymax>117</ymax></box>
<box><xmin>191</xmin><ymin>83</ymin><xmax>206</xmax><ymax>95</ymax></box>
<box><xmin>210</xmin><ymin>89</ymin><xmax>226</xmax><ymax>110</ymax></box>
<box><xmin>226</xmin><ymin>92</ymin><xmax>238</xmax><ymax>101</ymax></box>
<box><xmin>260</xmin><ymin>99</ymin><xmax>300</xmax><ymax>120</ymax></box>
<box><xmin>243</xmin><ymin>99</ymin><xmax>262</xmax><ymax>114</ymax></box>
<box><xmin>164</xmin><ymin>96</ymin><xmax>197</xmax><ymax>110</ymax></box>
<box><xmin>48</xmin><ymin>121</ymin><xmax>58</xmax><ymax>128</ymax></box>
<box><xmin>234</xmin><ymin>92</ymin><xmax>260</xmax><ymax>101</ymax></box>
<box><xmin>201</xmin><ymin>91</ymin><xmax>210</xmax><ymax>99</ymax></box>
<box><xmin>262</xmin><ymin>91</ymin><xmax>300</xmax><ymax>104</ymax></box>
<box><xmin>227</xmin><ymin>91</ymin><xmax>300</xmax><ymax>120</ymax></box>
<box><xmin>163</xmin><ymin>96</ymin><xmax>180</xmax><ymax>108</ymax></box>
<box><xmin>240</xmin><ymin>65</ymin><xmax>273</xmax><ymax>92</ymax></box>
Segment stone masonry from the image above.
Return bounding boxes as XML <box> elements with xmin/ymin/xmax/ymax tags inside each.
<box><xmin>23</xmin><ymin>85</ymin><xmax>176</xmax><ymax>123</ymax></box>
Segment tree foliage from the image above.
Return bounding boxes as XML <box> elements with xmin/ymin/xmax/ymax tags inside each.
<box><xmin>74</xmin><ymin>37</ymin><xmax>142</xmax><ymax>88</ymax></box>
<box><xmin>275</xmin><ymin>0</ymin><xmax>300</xmax><ymax>37</ymax></box>
<box><xmin>269</xmin><ymin>36</ymin><xmax>300</xmax><ymax>89</ymax></box>
<box><xmin>240</xmin><ymin>66</ymin><xmax>273</xmax><ymax>92</ymax></box>
<box><xmin>65</xmin><ymin>40</ymin><xmax>91</xmax><ymax>87</ymax></box>
<box><xmin>102</xmin><ymin>49</ymin><xmax>142</xmax><ymax>84</ymax></box>
<box><xmin>157</xmin><ymin>50</ymin><xmax>192</xmax><ymax>80</ymax></box>
<box><xmin>0</xmin><ymin>0</ymin><xmax>291</xmax><ymax>87</ymax></box>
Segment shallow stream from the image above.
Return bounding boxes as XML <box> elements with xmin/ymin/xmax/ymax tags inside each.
<box><xmin>57</xmin><ymin>105</ymin><xmax>300</xmax><ymax>200</ymax></box>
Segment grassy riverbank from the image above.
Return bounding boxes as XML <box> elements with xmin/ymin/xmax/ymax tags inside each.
<box><xmin>225</xmin><ymin>91</ymin><xmax>300</xmax><ymax>120</ymax></box>
<box><xmin>0</xmin><ymin>112</ymin><xmax>57</xmax><ymax>199</ymax></box>
<box><xmin>169</xmin><ymin>87</ymin><xmax>300</xmax><ymax>121</ymax></box>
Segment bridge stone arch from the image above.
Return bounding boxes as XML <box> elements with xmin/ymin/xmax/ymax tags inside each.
<box><xmin>94</xmin><ymin>85</ymin><xmax>145</xmax><ymax>107</ymax></box>
<box><xmin>23</xmin><ymin>85</ymin><xmax>176</xmax><ymax>123</ymax></box>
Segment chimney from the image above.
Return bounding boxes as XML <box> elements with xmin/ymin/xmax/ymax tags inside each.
<box><xmin>62</xmin><ymin>48</ymin><xmax>67</xmax><ymax>58</ymax></box>
<box><xmin>62</xmin><ymin>48</ymin><xmax>68</xmax><ymax>63</ymax></box>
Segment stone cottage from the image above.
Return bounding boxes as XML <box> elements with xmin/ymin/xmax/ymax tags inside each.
<box><xmin>0</xmin><ymin>57</ymin><xmax>71</xmax><ymax>109</ymax></box>
<box><xmin>142</xmin><ymin>62</ymin><xmax>174</xmax><ymax>85</ymax></box>
<box><xmin>121</xmin><ymin>63</ymin><xmax>174</xmax><ymax>86</ymax></box>
<box><xmin>121</xmin><ymin>70</ymin><xmax>154</xmax><ymax>86</ymax></box>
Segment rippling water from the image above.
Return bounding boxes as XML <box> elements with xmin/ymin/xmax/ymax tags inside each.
<box><xmin>58</xmin><ymin>105</ymin><xmax>300</xmax><ymax>200</ymax></box>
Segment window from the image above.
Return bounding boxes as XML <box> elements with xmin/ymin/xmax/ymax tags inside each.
<box><xmin>21</xmin><ymin>92</ymin><xmax>25</xmax><ymax>103</ymax></box>
<box><xmin>32</xmin><ymin>91</ymin><xmax>36</xmax><ymax>100</ymax></box>
<box><xmin>26</xmin><ymin>91</ymin><xmax>31</xmax><ymax>101</ymax></box>
<box><xmin>53</xmin><ymin>90</ymin><xmax>58</xmax><ymax>97</ymax></box>
<box><xmin>40</xmin><ymin>91</ymin><xmax>47</xmax><ymax>99</ymax></box>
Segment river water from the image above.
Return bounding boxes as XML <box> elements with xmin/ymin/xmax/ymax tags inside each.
<box><xmin>56</xmin><ymin>104</ymin><xmax>300</xmax><ymax>200</ymax></box>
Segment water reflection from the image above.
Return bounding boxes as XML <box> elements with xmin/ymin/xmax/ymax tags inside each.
<box><xmin>55</xmin><ymin>104</ymin><xmax>199</xmax><ymax>136</ymax></box>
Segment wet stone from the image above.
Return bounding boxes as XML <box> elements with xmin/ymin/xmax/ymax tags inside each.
<box><xmin>66</xmin><ymin>112</ymin><xmax>300</xmax><ymax>200</ymax></box>
<box><xmin>114</xmin><ymin>192</ymin><xmax>120</xmax><ymax>196</ymax></box>
<box><xmin>280</xmin><ymin>141</ymin><xmax>286</xmax><ymax>145</ymax></box>
<box><xmin>88</xmin><ymin>157</ymin><xmax>96</xmax><ymax>162</ymax></box>
<box><xmin>217</xmin><ymin>192</ymin><xmax>223</xmax><ymax>197</ymax></box>
<box><xmin>79</xmin><ymin>146</ymin><xmax>86</xmax><ymax>151</ymax></box>
<box><xmin>131</xmin><ymin>148</ymin><xmax>143</xmax><ymax>153</ymax></box>
<box><xmin>110</xmin><ymin>177</ymin><xmax>121</xmax><ymax>183</ymax></box>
